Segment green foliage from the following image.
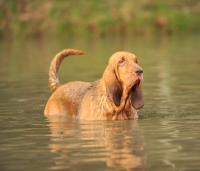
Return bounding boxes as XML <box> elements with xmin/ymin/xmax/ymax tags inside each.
<box><xmin>0</xmin><ymin>0</ymin><xmax>200</xmax><ymax>38</ymax></box>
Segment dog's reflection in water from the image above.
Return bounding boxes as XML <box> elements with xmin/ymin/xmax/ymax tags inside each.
<box><xmin>46</xmin><ymin>115</ymin><xmax>146</xmax><ymax>170</ymax></box>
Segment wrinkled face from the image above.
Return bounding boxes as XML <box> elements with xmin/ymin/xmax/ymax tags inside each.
<box><xmin>110</xmin><ymin>52</ymin><xmax>143</xmax><ymax>92</ymax></box>
<box><xmin>104</xmin><ymin>51</ymin><xmax>144</xmax><ymax>109</ymax></box>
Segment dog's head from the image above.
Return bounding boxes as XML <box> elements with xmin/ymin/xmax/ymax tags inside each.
<box><xmin>103</xmin><ymin>51</ymin><xmax>144</xmax><ymax>110</ymax></box>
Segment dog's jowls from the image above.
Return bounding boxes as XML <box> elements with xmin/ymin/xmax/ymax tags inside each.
<box><xmin>44</xmin><ymin>49</ymin><xmax>144</xmax><ymax>120</ymax></box>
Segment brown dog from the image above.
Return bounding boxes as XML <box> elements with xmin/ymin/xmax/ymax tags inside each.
<box><xmin>44</xmin><ymin>49</ymin><xmax>144</xmax><ymax>120</ymax></box>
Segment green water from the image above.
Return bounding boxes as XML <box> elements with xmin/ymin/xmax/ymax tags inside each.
<box><xmin>0</xmin><ymin>34</ymin><xmax>200</xmax><ymax>171</ymax></box>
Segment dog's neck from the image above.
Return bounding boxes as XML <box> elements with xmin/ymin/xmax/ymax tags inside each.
<box><xmin>79</xmin><ymin>80</ymin><xmax>137</xmax><ymax>120</ymax></box>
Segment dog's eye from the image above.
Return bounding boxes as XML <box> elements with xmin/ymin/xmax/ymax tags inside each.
<box><xmin>133</xmin><ymin>56</ymin><xmax>138</xmax><ymax>63</ymax></box>
<box><xmin>119</xmin><ymin>58</ymin><xmax>125</xmax><ymax>65</ymax></box>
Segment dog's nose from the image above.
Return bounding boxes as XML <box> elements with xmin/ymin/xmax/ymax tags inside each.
<box><xmin>135</xmin><ymin>68</ymin><xmax>143</xmax><ymax>76</ymax></box>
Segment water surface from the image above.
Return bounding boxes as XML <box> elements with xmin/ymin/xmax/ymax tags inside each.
<box><xmin>0</xmin><ymin>34</ymin><xmax>200</xmax><ymax>171</ymax></box>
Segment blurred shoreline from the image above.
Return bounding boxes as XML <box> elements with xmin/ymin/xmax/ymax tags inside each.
<box><xmin>1</xmin><ymin>0</ymin><xmax>200</xmax><ymax>39</ymax></box>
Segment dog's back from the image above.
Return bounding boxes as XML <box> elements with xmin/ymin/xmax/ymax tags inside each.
<box><xmin>44</xmin><ymin>81</ymin><xmax>92</xmax><ymax>116</ymax></box>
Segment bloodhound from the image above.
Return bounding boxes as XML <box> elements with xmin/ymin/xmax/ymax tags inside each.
<box><xmin>44</xmin><ymin>49</ymin><xmax>144</xmax><ymax>120</ymax></box>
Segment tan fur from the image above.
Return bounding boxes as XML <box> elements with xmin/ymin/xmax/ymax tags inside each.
<box><xmin>44</xmin><ymin>49</ymin><xmax>144</xmax><ymax>120</ymax></box>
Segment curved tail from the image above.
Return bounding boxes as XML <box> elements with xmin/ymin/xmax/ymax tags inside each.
<box><xmin>49</xmin><ymin>49</ymin><xmax>84</xmax><ymax>92</ymax></box>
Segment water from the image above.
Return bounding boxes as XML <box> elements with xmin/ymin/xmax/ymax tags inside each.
<box><xmin>0</xmin><ymin>34</ymin><xmax>200</xmax><ymax>171</ymax></box>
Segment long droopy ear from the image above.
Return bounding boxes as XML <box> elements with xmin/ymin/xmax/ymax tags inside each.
<box><xmin>131</xmin><ymin>88</ymin><xmax>144</xmax><ymax>110</ymax></box>
<box><xmin>103</xmin><ymin>67</ymin><xmax>122</xmax><ymax>106</ymax></box>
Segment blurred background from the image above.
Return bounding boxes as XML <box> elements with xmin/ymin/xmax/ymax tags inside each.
<box><xmin>1</xmin><ymin>0</ymin><xmax>200</xmax><ymax>38</ymax></box>
<box><xmin>1</xmin><ymin>1</ymin><xmax>200</xmax><ymax>171</ymax></box>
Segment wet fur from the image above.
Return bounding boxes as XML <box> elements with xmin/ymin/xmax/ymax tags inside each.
<box><xmin>44</xmin><ymin>49</ymin><xmax>144</xmax><ymax>120</ymax></box>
